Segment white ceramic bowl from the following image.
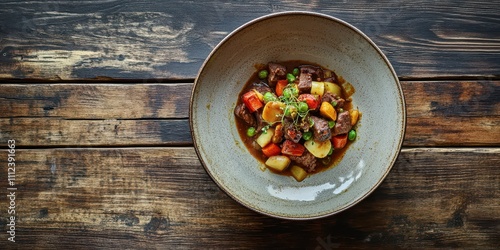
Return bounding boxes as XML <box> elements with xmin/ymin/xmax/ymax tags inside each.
<box><xmin>190</xmin><ymin>11</ymin><xmax>406</xmax><ymax>220</ymax></box>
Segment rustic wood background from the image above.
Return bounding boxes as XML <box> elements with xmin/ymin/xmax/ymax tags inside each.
<box><xmin>0</xmin><ymin>0</ymin><xmax>499</xmax><ymax>249</ymax></box>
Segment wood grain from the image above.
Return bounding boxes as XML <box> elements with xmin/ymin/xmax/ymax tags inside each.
<box><xmin>0</xmin><ymin>83</ymin><xmax>191</xmax><ymax>119</ymax></box>
<box><xmin>0</xmin><ymin>147</ymin><xmax>498</xmax><ymax>249</ymax></box>
<box><xmin>0</xmin><ymin>0</ymin><xmax>499</xmax><ymax>80</ymax></box>
<box><xmin>1</xmin><ymin>81</ymin><xmax>498</xmax><ymax>147</ymax></box>
<box><xmin>403</xmin><ymin>80</ymin><xmax>500</xmax><ymax>146</ymax></box>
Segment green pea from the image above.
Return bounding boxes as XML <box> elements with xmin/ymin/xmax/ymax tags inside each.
<box><xmin>284</xmin><ymin>106</ymin><xmax>292</xmax><ymax>117</ymax></box>
<box><xmin>292</xmin><ymin>68</ymin><xmax>300</xmax><ymax>76</ymax></box>
<box><xmin>286</xmin><ymin>73</ymin><xmax>296</xmax><ymax>83</ymax></box>
<box><xmin>290</xmin><ymin>86</ymin><xmax>299</xmax><ymax>97</ymax></box>
<box><xmin>258</xmin><ymin>70</ymin><xmax>268</xmax><ymax>79</ymax></box>
<box><xmin>247</xmin><ymin>127</ymin><xmax>256</xmax><ymax>137</ymax></box>
<box><xmin>263</xmin><ymin>92</ymin><xmax>276</xmax><ymax>103</ymax></box>
<box><xmin>348</xmin><ymin>129</ymin><xmax>356</xmax><ymax>141</ymax></box>
<box><xmin>298</xmin><ymin>102</ymin><xmax>308</xmax><ymax>113</ymax></box>
<box><xmin>328</xmin><ymin>146</ymin><xmax>334</xmax><ymax>156</ymax></box>
<box><xmin>328</xmin><ymin>121</ymin><xmax>336</xmax><ymax>129</ymax></box>
<box><xmin>331</xmin><ymin>101</ymin><xmax>337</xmax><ymax>107</ymax></box>
<box><xmin>283</xmin><ymin>88</ymin><xmax>292</xmax><ymax>99</ymax></box>
<box><xmin>302</xmin><ymin>131</ymin><xmax>313</xmax><ymax>140</ymax></box>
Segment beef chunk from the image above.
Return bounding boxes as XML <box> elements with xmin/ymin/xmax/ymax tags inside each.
<box><xmin>310</xmin><ymin>116</ymin><xmax>332</xmax><ymax>142</ymax></box>
<box><xmin>252</xmin><ymin>81</ymin><xmax>272</xmax><ymax>95</ymax></box>
<box><xmin>300</xmin><ymin>65</ymin><xmax>324</xmax><ymax>81</ymax></box>
<box><xmin>333</xmin><ymin>111</ymin><xmax>352</xmax><ymax>135</ymax></box>
<box><xmin>290</xmin><ymin>151</ymin><xmax>317</xmax><ymax>172</ymax></box>
<box><xmin>254</xmin><ymin>109</ymin><xmax>266</xmax><ymax>132</ymax></box>
<box><xmin>298</xmin><ymin>72</ymin><xmax>312</xmax><ymax>93</ymax></box>
<box><xmin>298</xmin><ymin>65</ymin><xmax>325</xmax><ymax>93</ymax></box>
<box><xmin>323</xmin><ymin>69</ymin><xmax>339</xmax><ymax>83</ymax></box>
<box><xmin>283</xmin><ymin>119</ymin><xmax>302</xmax><ymax>143</ymax></box>
<box><xmin>267</xmin><ymin>63</ymin><xmax>286</xmax><ymax>87</ymax></box>
<box><xmin>234</xmin><ymin>103</ymin><xmax>256</xmax><ymax>127</ymax></box>
<box><xmin>321</xmin><ymin>92</ymin><xmax>345</xmax><ymax>108</ymax></box>
<box><xmin>321</xmin><ymin>92</ymin><xmax>336</xmax><ymax>103</ymax></box>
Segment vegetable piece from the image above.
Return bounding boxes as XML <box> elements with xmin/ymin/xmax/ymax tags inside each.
<box><xmin>311</xmin><ymin>81</ymin><xmax>325</xmax><ymax>96</ymax></box>
<box><xmin>256</xmin><ymin>128</ymin><xmax>275</xmax><ymax>148</ymax></box>
<box><xmin>265</xmin><ymin>155</ymin><xmax>291</xmax><ymax>172</ymax></box>
<box><xmin>302</xmin><ymin>131</ymin><xmax>313</xmax><ymax>141</ymax></box>
<box><xmin>263</xmin><ymin>92</ymin><xmax>277</xmax><ymax>103</ymax></box>
<box><xmin>247</xmin><ymin>127</ymin><xmax>256</xmax><ymax>137</ymax></box>
<box><xmin>281</xmin><ymin>140</ymin><xmax>305</xmax><ymax>156</ymax></box>
<box><xmin>298</xmin><ymin>102</ymin><xmax>309</xmax><ymax>113</ymax></box>
<box><xmin>332</xmin><ymin>134</ymin><xmax>348</xmax><ymax>149</ymax></box>
<box><xmin>283</xmin><ymin>88</ymin><xmax>292</xmax><ymax>99</ymax></box>
<box><xmin>348</xmin><ymin>129</ymin><xmax>357</xmax><ymax>141</ymax></box>
<box><xmin>319</xmin><ymin>102</ymin><xmax>337</xmax><ymax>121</ymax></box>
<box><xmin>289</xmin><ymin>84</ymin><xmax>299</xmax><ymax>97</ymax></box>
<box><xmin>276</xmin><ymin>79</ymin><xmax>288</xmax><ymax>96</ymax></box>
<box><xmin>283</xmin><ymin>105</ymin><xmax>297</xmax><ymax>118</ymax></box>
<box><xmin>287</xmin><ymin>73</ymin><xmax>296</xmax><ymax>83</ymax></box>
<box><xmin>251</xmin><ymin>89</ymin><xmax>264</xmax><ymax>101</ymax></box>
<box><xmin>298</xmin><ymin>94</ymin><xmax>320</xmax><ymax>110</ymax></box>
<box><xmin>304</xmin><ymin>139</ymin><xmax>332</xmax><ymax>158</ymax></box>
<box><xmin>242</xmin><ymin>91</ymin><xmax>263</xmax><ymax>112</ymax></box>
<box><xmin>324</xmin><ymin>82</ymin><xmax>342</xmax><ymax>97</ymax></box>
<box><xmin>262</xmin><ymin>101</ymin><xmax>285</xmax><ymax>123</ymax></box>
<box><xmin>258</xmin><ymin>70</ymin><xmax>268</xmax><ymax>79</ymax></box>
<box><xmin>290</xmin><ymin>165</ymin><xmax>308</xmax><ymax>182</ymax></box>
<box><xmin>342</xmin><ymin>81</ymin><xmax>355</xmax><ymax>97</ymax></box>
<box><xmin>323</xmin><ymin>69</ymin><xmax>332</xmax><ymax>79</ymax></box>
<box><xmin>328</xmin><ymin>121</ymin><xmax>335</xmax><ymax>129</ymax></box>
<box><xmin>350</xmin><ymin>110</ymin><xmax>360</xmax><ymax>126</ymax></box>
<box><xmin>262</xmin><ymin>143</ymin><xmax>281</xmax><ymax>157</ymax></box>
<box><xmin>292</xmin><ymin>68</ymin><xmax>300</xmax><ymax>77</ymax></box>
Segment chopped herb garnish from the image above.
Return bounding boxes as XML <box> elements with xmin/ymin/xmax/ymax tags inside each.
<box><xmin>261</xmin><ymin>124</ymin><xmax>271</xmax><ymax>134</ymax></box>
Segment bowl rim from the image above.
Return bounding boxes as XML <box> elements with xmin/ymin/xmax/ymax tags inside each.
<box><xmin>189</xmin><ymin>11</ymin><xmax>407</xmax><ymax>220</ymax></box>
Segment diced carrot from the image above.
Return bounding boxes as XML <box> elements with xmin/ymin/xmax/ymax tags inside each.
<box><xmin>281</xmin><ymin>140</ymin><xmax>305</xmax><ymax>156</ymax></box>
<box><xmin>298</xmin><ymin>94</ymin><xmax>320</xmax><ymax>110</ymax></box>
<box><xmin>262</xmin><ymin>143</ymin><xmax>281</xmax><ymax>157</ymax></box>
<box><xmin>242</xmin><ymin>91</ymin><xmax>263</xmax><ymax>112</ymax></box>
<box><xmin>332</xmin><ymin>134</ymin><xmax>348</xmax><ymax>149</ymax></box>
<box><xmin>276</xmin><ymin>79</ymin><xmax>288</xmax><ymax>97</ymax></box>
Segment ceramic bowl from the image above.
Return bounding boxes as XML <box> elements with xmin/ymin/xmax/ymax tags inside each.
<box><xmin>190</xmin><ymin>11</ymin><xmax>406</xmax><ymax>220</ymax></box>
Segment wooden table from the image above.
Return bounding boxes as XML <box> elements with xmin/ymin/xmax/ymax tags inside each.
<box><xmin>0</xmin><ymin>1</ymin><xmax>499</xmax><ymax>249</ymax></box>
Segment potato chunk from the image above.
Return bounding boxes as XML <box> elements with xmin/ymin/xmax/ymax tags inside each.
<box><xmin>304</xmin><ymin>139</ymin><xmax>332</xmax><ymax>158</ymax></box>
<box><xmin>290</xmin><ymin>165</ymin><xmax>308</xmax><ymax>182</ymax></box>
<box><xmin>265</xmin><ymin>155</ymin><xmax>291</xmax><ymax>172</ymax></box>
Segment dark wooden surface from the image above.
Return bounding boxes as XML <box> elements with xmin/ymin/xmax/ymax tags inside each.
<box><xmin>0</xmin><ymin>1</ymin><xmax>499</xmax><ymax>249</ymax></box>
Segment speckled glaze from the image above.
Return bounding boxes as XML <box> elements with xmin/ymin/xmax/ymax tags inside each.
<box><xmin>190</xmin><ymin>11</ymin><xmax>406</xmax><ymax>220</ymax></box>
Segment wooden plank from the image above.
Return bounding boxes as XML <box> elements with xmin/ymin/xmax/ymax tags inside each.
<box><xmin>0</xmin><ymin>83</ymin><xmax>191</xmax><ymax>119</ymax></box>
<box><xmin>0</xmin><ymin>0</ymin><xmax>499</xmax><ymax>80</ymax></box>
<box><xmin>403</xmin><ymin>80</ymin><xmax>500</xmax><ymax>146</ymax></box>
<box><xmin>1</xmin><ymin>81</ymin><xmax>498</xmax><ymax>147</ymax></box>
<box><xmin>0</xmin><ymin>118</ymin><xmax>191</xmax><ymax>146</ymax></box>
<box><xmin>0</xmin><ymin>147</ymin><xmax>498</xmax><ymax>249</ymax></box>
